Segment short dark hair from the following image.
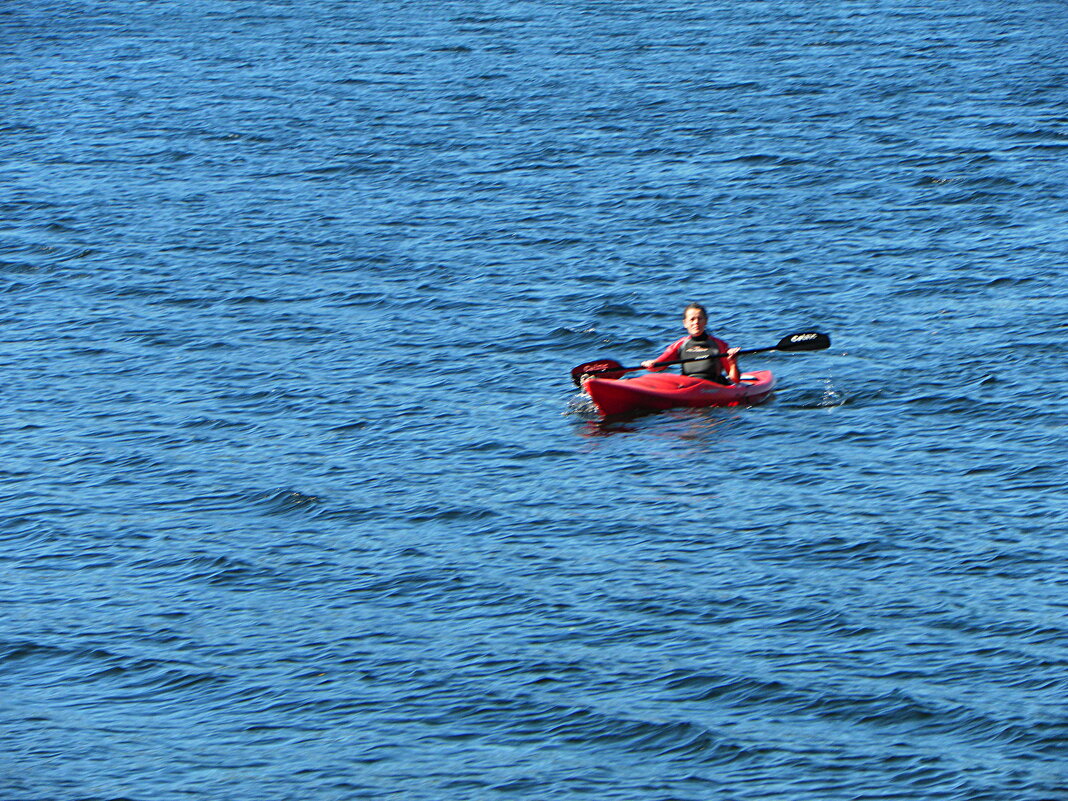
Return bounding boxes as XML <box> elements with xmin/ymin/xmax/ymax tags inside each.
<box><xmin>683</xmin><ymin>302</ymin><xmax>707</xmax><ymax>316</ymax></box>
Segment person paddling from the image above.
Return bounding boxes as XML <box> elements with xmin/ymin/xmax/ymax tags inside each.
<box><xmin>641</xmin><ymin>302</ymin><xmax>741</xmax><ymax>385</ymax></box>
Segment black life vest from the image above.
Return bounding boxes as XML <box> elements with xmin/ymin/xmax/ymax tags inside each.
<box><xmin>679</xmin><ymin>334</ymin><xmax>730</xmax><ymax>384</ymax></box>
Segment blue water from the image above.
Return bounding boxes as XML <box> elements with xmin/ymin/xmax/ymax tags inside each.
<box><xmin>3</xmin><ymin>1</ymin><xmax>1067</xmax><ymax>798</ymax></box>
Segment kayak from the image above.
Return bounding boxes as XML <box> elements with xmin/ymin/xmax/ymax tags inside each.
<box><xmin>583</xmin><ymin>370</ymin><xmax>776</xmax><ymax>417</ymax></box>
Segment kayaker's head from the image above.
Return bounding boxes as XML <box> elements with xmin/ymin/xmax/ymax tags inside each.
<box><xmin>682</xmin><ymin>303</ymin><xmax>708</xmax><ymax>338</ymax></box>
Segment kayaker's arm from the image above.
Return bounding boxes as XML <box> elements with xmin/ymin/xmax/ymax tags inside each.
<box><xmin>725</xmin><ymin>347</ymin><xmax>741</xmax><ymax>383</ymax></box>
<box><xmin>642</xmin><ymin>338</ymin><xmax>685</xmax><ymax>371</ymax></box>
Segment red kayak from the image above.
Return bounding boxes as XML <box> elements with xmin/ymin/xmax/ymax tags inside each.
<box><xmin>584</xmin><ymin>370</ymin><xmax>776</xmax><ymax>417</ymax></box>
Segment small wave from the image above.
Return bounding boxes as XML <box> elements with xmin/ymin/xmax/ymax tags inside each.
<box><xmin>548</xmin><ymin>325</ymin><xmax>603</xmax><ymax>344</ymax></box>
<box><xmin>808</xmin><ymin>687</ymin><xmax>940</xmax><ymax>726</ymax></box>
<box><xmin>727</xmin><ymin>153</ymin><xmax>784</xmax><ymax>165</ymax></box>
<box><xmin>181</xmin><ymin>415</ymin><xmax>247</xmax><ymax>430</ymax></box>
<box><xmin>664</xmin><ymin>669</ymin><xmax>803</xmax><ymax>708</ymax></box>
<box><xmin>594</xmin><ymin>302</ymin><xmax>639</xmax><ymax>316</ymax></box>
<box><xmin>1006</xmin><ymin>126</ymin><xmax>1068</xmax><ymax>143</ymax></box>
<box><xmin>204</xmin><ymin>560</ymin><xmax>283</xmax><ymax>589</ymax></box>
<box><xmin>1</xmin><ymin>639</ymin><xmax>224</xmax><ymax>701</ymax></box>
<box><xmin>777</xmin><ymin>383</ymin><xmax>849</xmax><ymax>409</ymax></box>
<box><xmin>933</xmin><ymin>189</ymin><xmax>1011</xmax><ymax>206</ymax></box>
<box><xmin>328</xmin><ymin>420</ymin><xmax>369</xmax><ymax>433</ymax></box>
<box><xmin>0</xmin><ymin>259</ymin><xmax>43</xmax><ymax>273</ymax></box>
<box><xmin>87</xmin><ymin>662</ymin><xmax>226</xmax><ymax>697</ymax></box>
<box><xmin>563</xmin><ymin>394</ymin><xmax>599</xmax><ymax>418</ymax></box>
<box><xmin>253</xmin><ymin>489</ymin><xmax>323</xmax><ymax>515</ymax></box>
<box><xmin>916</xmin><ymin>175</ymin><xmax>963</xmax><ymax>186</ymax></box>
<box><xmin>403</xmin><ymin>504</ymin><xmax>499</xmax><ymax>523</ymax></box>
<box><xmin>203</xmin><ymin>131</ymin><xmax>274</xmax><ymax>144</ymax></box>
<box><xmin>431</xmin><ymin>691</ymin><xmax>752</xmax><ymax>764</ymax></box>
<box><xmin>1</xmin><ymin>640</ymin><xmax>107</xmax><ymax>665</ymax></box>
<box><xmin>130</xmin><ymin>553</ymin><xmax>286</xmax><ymax>591</ymax></box>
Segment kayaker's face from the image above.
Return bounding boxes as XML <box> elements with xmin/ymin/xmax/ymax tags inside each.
<box><xmin>683</xmin><ymin>308</ymin><xmax>707</xmax><ymax>337</ymax></box>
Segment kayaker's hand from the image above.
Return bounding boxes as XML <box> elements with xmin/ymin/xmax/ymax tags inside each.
<box><xmin>641</xmin><ymin>360</ymin><xmax>657</xmax><ymax>370</ymax></box>
<box><xmin>727</xmin><ymin>347</ymin><xmax>741</xmax><ymax>359</ymax></box>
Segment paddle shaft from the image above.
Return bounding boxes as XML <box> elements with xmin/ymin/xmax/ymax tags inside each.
<box><xmin>613</xmin><ymin>346</ymin><xmax>756</xmax><ymax>375</ymax></box>
<box><xmin>576</xmin><ymin>331</ymin><xmax>831</xmax><ymax>379</ymax></box>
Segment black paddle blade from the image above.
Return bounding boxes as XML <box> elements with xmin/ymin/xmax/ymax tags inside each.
<box><xmin>776</xmin><ymin>331</ymin><xmax>831</xmax><ymax>352</ymax></box>
<box><xmin>571</xmin><ymin>359</ymin><xmax>624</xmax><ymax>386</ymax></box>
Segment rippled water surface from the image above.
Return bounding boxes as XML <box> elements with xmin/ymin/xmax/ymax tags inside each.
<box><xmin>3</xmin><ymin>1</ymin><xmax>1067</xmax><ymax>799</ymax></box>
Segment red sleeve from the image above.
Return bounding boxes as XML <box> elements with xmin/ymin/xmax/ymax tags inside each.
<box><xmin>653</xmin><ymin>336</ymin><xmax>688</xmax><ymax>365</ymax></box>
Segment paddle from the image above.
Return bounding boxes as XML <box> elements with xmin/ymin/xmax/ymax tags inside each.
<box><xmin>571</xmin><ymin>331</ymin><xmax>830</xmax><ymax>386</ymax></box>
